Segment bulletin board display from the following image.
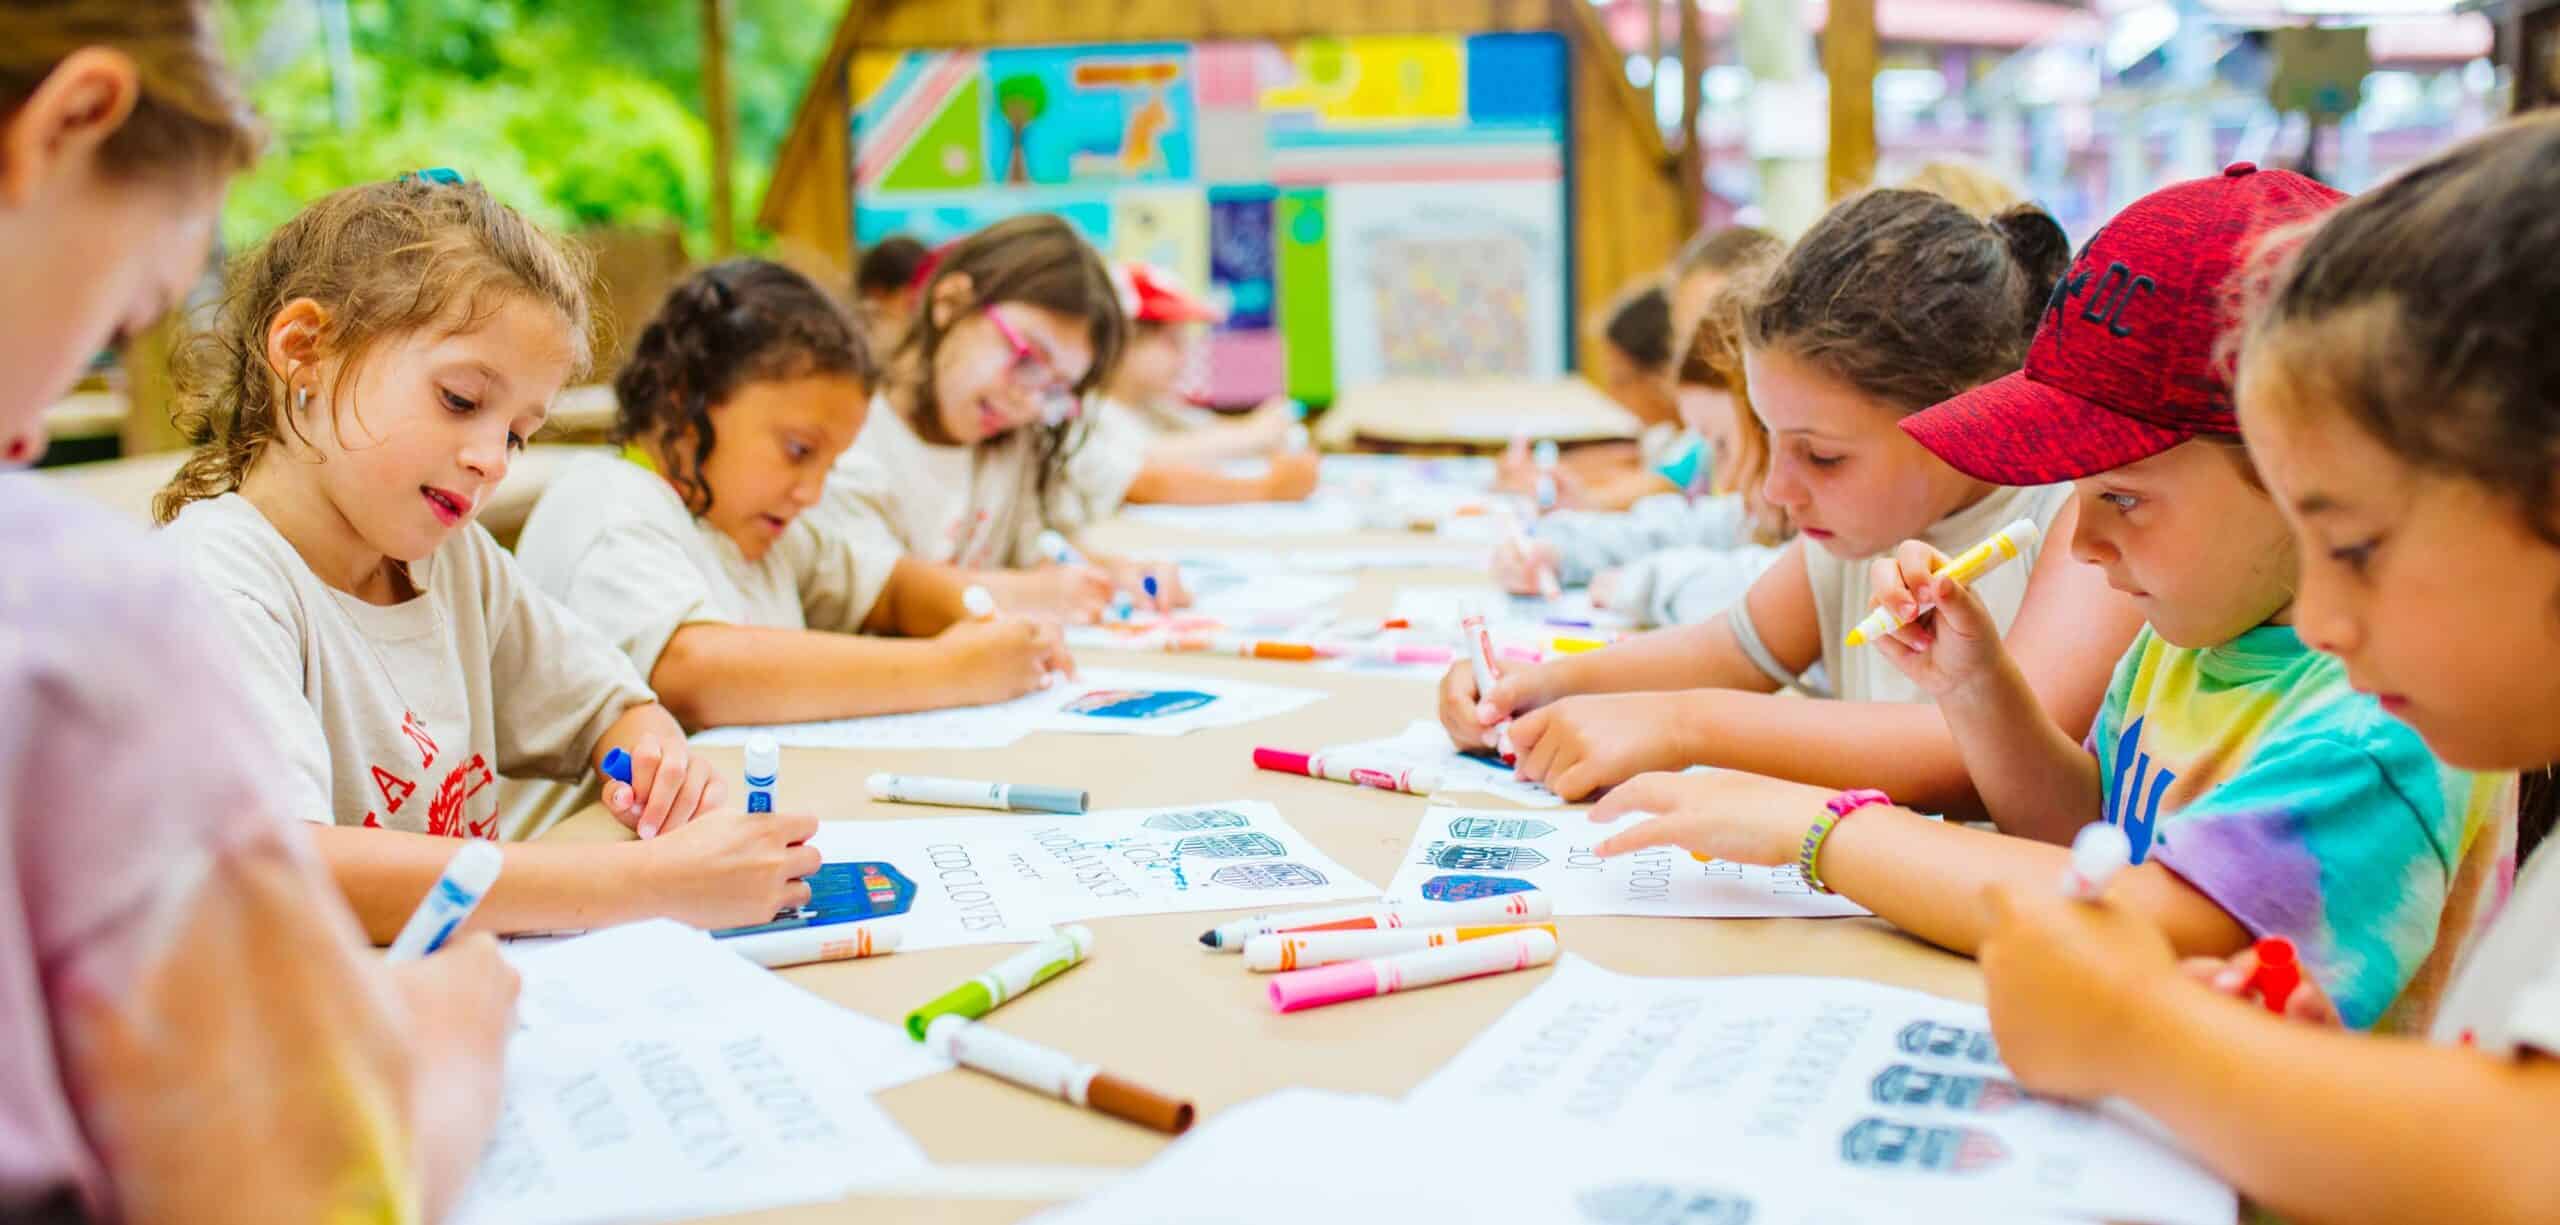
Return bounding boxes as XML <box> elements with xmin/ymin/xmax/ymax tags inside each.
<box><xmin>847</xmin><ymin>33</ymin><xmax>1571</xmax><ymax>405</ymax></box>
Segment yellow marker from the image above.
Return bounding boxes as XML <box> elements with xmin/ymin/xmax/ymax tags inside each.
<box><xmin>1844</xmin><ymin>517</ymin><xmax>2042</xmax><ymax>648</ymax></box>
<box><xmin>1550</xmin><ymin>635</ymin><xmax>1608</xmax><ymax>655</ymax></box>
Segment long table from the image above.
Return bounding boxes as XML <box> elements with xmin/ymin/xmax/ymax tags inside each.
<box><xmin>536</xmin><ymin>521</ymin><xmax>1986</xmax><ymax>1225</ymax></box>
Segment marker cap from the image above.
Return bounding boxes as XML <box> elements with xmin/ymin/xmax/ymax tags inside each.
<box><xmin>600</xmin><ymin>747</ymin><xmax>633</xmax><ymax>785</ymax></box>
<box><xmin>1009</xmin><ymin>784</ymin><xmax>1091</xmax><ymax>815</ymax></box>
<box><xmin>1252</xmin><ymin>747</ymin><xmax>1312</xmax><ymax>775</ymax></box>
<box><xmin>744</xmin><ymin>734</ymin><xmax>780</xmax><ymax>785</ymax></box>
<box><xmin>1267</xmin><ymin>961</ymin><xmax>1381</xmax><ymax>1013</ymax></box>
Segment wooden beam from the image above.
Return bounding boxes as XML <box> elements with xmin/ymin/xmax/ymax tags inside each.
<box><xmin>1822</xmin><ymin>0</ymin><xmax>1877</xmax><ymax>199</ymax></box>
<box><xmin>1676</xmin><ymin>0</ymin><xmax>1705</xmax><ymax>224</ymax></box>
<box><xmin>701</xmin><ymin>0</ymin><xmax>737</xmax><ymax>254</ymax></box>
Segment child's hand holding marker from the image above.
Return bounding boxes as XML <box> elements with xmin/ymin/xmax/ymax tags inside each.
<box><xmin>945</xmin><ymin>584</ymin><xmax>1074</xmax><ymax>701</ymax></box>
<box><xmin>1854</xmin><ymin>518</ymin><xmax>2040</xmax><ymax>696</ymax></box>
<box><xmin>2182</xmin><ymin>938</ymin><xmax>2342</xmax><ymax>1026</ymax></box>
<box><xmin>639</xmin><ymin>809</ymin><xmax>826</xmax><ymax>929</ymax></box>
<box><xmin>1506</xmin><ymin>694</ymin><xmax>1694</xmax><ymax>802</ymax></box>
<box><xmin>1976</xmin><ymin>877</ymin><xmax>2186</xmax><ymax>1102</ymax></box>
<box><xmin>1492</xmin><ymin>518</ymin><xmax>1563</xmax><ymax>599</ymax></box>
<box><xmin>598</xmin><ymin>735</ymin><xmax>727</xmax><ymax>839</ymax></box>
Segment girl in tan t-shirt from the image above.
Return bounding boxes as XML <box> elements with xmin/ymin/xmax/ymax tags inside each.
<box><xmin>517</xmin><ymin>258</ymin><xmax>1073</xmax><ymax>731</ymax></box>
<box><xmin>814</xmin><ymin>213</ymin><xmax>1188</xmax><ymax>623</ymax></box>
<box><xmin>154</xmin><ymin>174</ymin><xmax>819</xmax><ymax>941</ymax></box>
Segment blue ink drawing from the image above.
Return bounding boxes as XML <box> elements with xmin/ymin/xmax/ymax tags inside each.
<box><xmin>1446</xmin><ymin>817</ymin><xmax>1556</xmax><ymax>840</ymax></box>
<box><xmin>712</xmin><ymin>861</ymin><xmax>912</xmax><ymax>939</ymax></box>
<box><xmin>1211</xmin><ymin>862</ymin><xmax>1328</xmax><ymax>889</ymax></box>
<box><xmin>1418</xmin><ymin>874</ymin><xmax>1540</xmax><ymax>902</ymax></box>
<box><xmin>1837</xmin><ymin>1118</ymin><xmax>2009</xmax><ymax>1174</ymax></box>
<box><xmin>1143</xmin><ymin>809</ymin><xmax>1251</xmax><ymax>831</ymax></box>
<box><xmin>1895</xmin><ymin>1021</ymin><xmax>2001</xmax><ymax>1065</ymax></box>
<box><xmin>1063</xmin><ymin>688</ymin><xmax>1216</xmax><ymax>719</ymax></box>
<box><xmin>1173</xmin><ymin>832</ymin><xmax>1287</xmax><ymax>859</ymax></box>
<box><xmin>1424</xmin><ymin>843</ymin><xmax>1548</xmax><ymax>871</ymax></box>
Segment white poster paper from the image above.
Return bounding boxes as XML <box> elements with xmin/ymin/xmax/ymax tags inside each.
<box><xmin>1406</xmin><ymin>957</ymin><xmax>2237</xmax><ymax>1225</ymax></box>
<box><xmin>810</xmin><ymin>801</ymin><xmax>1378</xmax><ymax>948</ymax></box>
<box><xmin>1025</xmin><ymin>1088</ymin><xmax>2087</xmax><ymax>1225</ymax></box>
<box><xmin>453</xmin><ymin>922</ymin><xmax>934</xmax><ymax>1225</ymax></box>
<box><xmin>1385</xmin><ymin>806</ymin><xmax>1871</xmax><ymax>919</ymax></box>
<box><xmin>502</xmin><ymin>921</ymin><xmax>945</xmax><ymax>1092</ymax></box>
<box><xmin>693</xmin><ymin>667</ymin><xmax>1323</xmax><ymax>750</ymax></box>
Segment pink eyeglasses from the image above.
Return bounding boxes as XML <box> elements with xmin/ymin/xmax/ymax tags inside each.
<box><xmin>984</xmin><ymin>306</ymin><xmax>1082</xmax><ymax>426</ymax></box>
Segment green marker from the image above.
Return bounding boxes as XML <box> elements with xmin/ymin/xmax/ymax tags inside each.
<box><xmin>906</xmin><ymin>924</ymin><xmax>1094</xmax><ymax>1040</ymax></box>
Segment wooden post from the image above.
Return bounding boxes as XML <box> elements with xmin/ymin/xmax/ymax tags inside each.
<box><xmin>701</xmin><ymin>0</ymin><xmax>736</xmax><ymax>255</ymax></box>
<box><xmin>1823</xmin><ymin>0</ymin><xmax>1877</xmax><ymax>199</ymax></box>
<box><xmin>1677</xmin><ymin>0</ymin><xmax>1706</xmax><ymax>224</ymax></box>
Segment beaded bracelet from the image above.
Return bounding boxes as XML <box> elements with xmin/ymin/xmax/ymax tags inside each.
<box><xmin>1799</xmin><ymin>788</ymin><xmax>1893</xmax><ymax>894</ymax></box>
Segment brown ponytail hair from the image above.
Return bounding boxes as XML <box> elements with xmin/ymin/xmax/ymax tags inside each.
<box><xmin>155</xmin><ymin>175</ymin><xmax>591</xmax><ymax>523</ymax></box>
<box><xmin>1744</xmin><ymin>188</ymin><xmax>2070</xmax><ymax>414</ymax></box>
<box><xmin>613</xmin><ymin>258</ymin><xmax>874</xmax><ymax>517</ymax></box>
<box><xmin>0</xmin><ymin>0</ymin><xmax>260</xmax><ymax>184</ymax></box>
<box><xmin>2239</xmin><ymin>111</ymin><xmax>2560</xmax><ymax>861</ymax></box>
<box><xmin>894</xmin><ymin>213</ymin><xmax>1126</xmax><ymax>519</ymax></box>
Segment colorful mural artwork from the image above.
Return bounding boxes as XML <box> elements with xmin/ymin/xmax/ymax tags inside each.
<box><xmin>848</xmin><ymin>33</ymin><xmax>1569</xmax><ymax>406</ymax></box>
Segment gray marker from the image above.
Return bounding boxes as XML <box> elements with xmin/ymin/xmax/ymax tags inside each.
<box><xmin>866</xmin><ymin>772</ymin><xmax>1090</xmax><ymax>815</ymax></box>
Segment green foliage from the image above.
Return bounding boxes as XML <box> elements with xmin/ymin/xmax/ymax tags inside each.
<box><xmin>995</xmin><ymin>73</ymin><xmax>1049</xmax><ymax>125</ymax></box>
<box><xmin>220</xmin><ymin>0</ymin><xmax>841</xmax><ymax>252</ymax></box>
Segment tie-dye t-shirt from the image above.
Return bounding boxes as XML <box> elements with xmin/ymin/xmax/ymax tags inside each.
<box><xmin>2089</xmin><ymin>624</ymin><xmax>2513</xmax><ymax>1032</ymax></box>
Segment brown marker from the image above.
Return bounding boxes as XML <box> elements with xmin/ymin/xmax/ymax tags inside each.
<box><xmin>927</xmin><ymin>1015</ymin><xmax>1195</xmax><ymax>1135</ymax></box>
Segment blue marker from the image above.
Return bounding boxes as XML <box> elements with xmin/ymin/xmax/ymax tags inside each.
<box><xmin>385</xmin><ymin>841</ymin><xmax>502</xmax><ymax>962</ymax></box>
<box><xmin>743</xmin><ymin>733</ymin><xmax>780</xmax><ymax>814</ymax></box>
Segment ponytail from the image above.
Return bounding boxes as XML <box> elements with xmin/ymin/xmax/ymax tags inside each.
<box><xmin>1743</xmin><ymin>188</ymin><xmax>2064</xmax><ymax>415</ymax></box>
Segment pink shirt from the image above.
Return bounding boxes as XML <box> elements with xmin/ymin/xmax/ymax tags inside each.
<box><xmin>0</xmin><ymin>480</ymin><xmax>368</xmax><ymax>1217</ymax></box>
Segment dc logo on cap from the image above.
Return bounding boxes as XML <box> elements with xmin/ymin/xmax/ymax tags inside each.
<box><xmin>2045</xmin><ymin>245</ymin><xmax>2157</xmax><ymax>347</ymax></box>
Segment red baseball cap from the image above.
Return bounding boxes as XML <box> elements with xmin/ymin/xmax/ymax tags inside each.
<box><xmin>1901</xmin><ymin>163</ymin><xmax>2345</xmax><ymax>485</ymax></box>
<box><xmin>1116</xmin><ymin>262</ymin><xmax>1224</xmax><ymax>325</ymax></box>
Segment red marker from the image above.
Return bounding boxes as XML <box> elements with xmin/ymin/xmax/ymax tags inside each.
<box><xmin>1252</xmin><ymin>747</ymin><xmax>1440</xmax><ymax>796</ymax></box>
<box><xmin>2248</xmin><ymin>936</ymin><xmax>2300</xmax><ymax>1014</ymax></box>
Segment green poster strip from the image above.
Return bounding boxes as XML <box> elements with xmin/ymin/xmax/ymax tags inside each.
<box><xmin>1275</xmin><ymin>187</ymin><xmax>1334</xmax><ymax>405</ymax></box>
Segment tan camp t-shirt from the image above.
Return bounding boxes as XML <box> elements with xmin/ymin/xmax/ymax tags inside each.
<box><xmin>813</xmin><ymin>393</ymin><xmax>1146</xmax><ymax>569</ymax></box>
<box><xmin>162</xmin><ymin>493</ymin><xmax>654</xmax><ymax>842</ymax></box>
<box><xmin>512</xmin><ymin>454</ymin><xmax>902</xmax><ymax>680</ymax></box>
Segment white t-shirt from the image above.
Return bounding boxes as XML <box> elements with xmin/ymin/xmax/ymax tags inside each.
<box><xmin>1727</xmin><ymin>481</ymin><xmax>2074</xmax><ymax>703</ymax></box>
<box><xmin>2431</xmin><ymin>846</ymin><xmax>2560</xmax><ymax>1056</ymax></box>
<box><xmin>162</xmin><ymin>493</ymin><xmax>654</xmax><ymax>842</ymax></box>
<box><xmin>512</xmin><ymin>454</ymin><xmax>902</xmax><ymax>679</ymax></box>
<box><xmin>814</xmin><ymin>393</ymin><xmax>1147</xmax><ymax>569</ymax></box>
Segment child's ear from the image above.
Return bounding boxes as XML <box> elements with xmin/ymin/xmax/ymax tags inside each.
<box><xmin>0</xmin><ymin>48</ymin><xmax>141</xmax><ymax>208</ymax></box>
<box><xmin>926</xmin><ymin>273</ymin><xmax>977</xmax><ymax>329</ymax></box>
<box><xmin>264</xmin><ymin>298</ymin><xmax>334</xmax><ymax>401</ymax></box>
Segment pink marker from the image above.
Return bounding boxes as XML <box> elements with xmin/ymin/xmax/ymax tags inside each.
<box><xmin>1253</xmin><ymin>747</ymin><xmax>1440</xmax><ymax>796</ymax></box>
<box><xmin>1496</xmin><ymin>644</ymin><xmax>1548</xmax><ymax>666</ymax></box>
<box><xmin>1321</xmin><ymin>641</ymin><xmax>1456</xmax><ymax>667</ymax></box>
<box><xmin>1463</xmin><ymin>614</ymin><xmax>1516</xmax><ymax>762</ymax></box>
<box><xmin>1268</xmin><ymin>929</ymin><xmax>1560</xmax><ymax>1013</ymax></box>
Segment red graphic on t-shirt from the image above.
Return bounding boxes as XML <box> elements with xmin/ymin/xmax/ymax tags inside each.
<box><xmin>359</xmin><ymin>710</ymin><xmax>498</xmax><ymax>839</ymax></box>
<box><xmin>425</xmin><ymin>753</ymin><xmax>499</xmax><ymax>840</ymax></box>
